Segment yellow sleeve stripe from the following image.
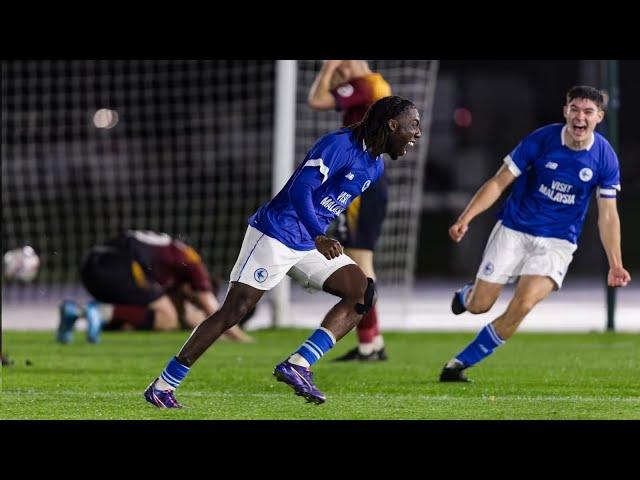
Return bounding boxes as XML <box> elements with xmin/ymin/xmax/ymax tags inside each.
<box><xmin>347</xmin><ymin>196</ymin><xmax>361</xmax><ymax>234</ymax></box>
<box><xmin>182</xmin><ymin>245</ymin><xmax>202</xmax><ymax>264</ymax></box>
<box><xmin>366</xmin><ymin>73</ymin><xmax>392</xmax><ymax>102</ymax></box>
<box><xmin>131</xmin><ymin>261</ymin><xmax>149</xmax><ymax>288</ymax></box>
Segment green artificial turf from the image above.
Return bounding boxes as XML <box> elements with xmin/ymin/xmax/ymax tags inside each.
<box><xmin>2</xmin><ymin>329</ymin><xmax>639</xmax><ymax>419</ymax></box>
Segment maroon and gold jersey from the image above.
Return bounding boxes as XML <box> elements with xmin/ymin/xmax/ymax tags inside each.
<box><xmin>330</xmin><ymin>72</ymin><xmax>392</xmax><ymax>126</ymax></box>
<box><xmin>109</xmin><ymin>230</ymin><xmax>212</xmax><ymax>293</ymax></box>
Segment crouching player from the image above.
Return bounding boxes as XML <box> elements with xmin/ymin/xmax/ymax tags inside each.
<box><xmin>57</xmin><ymin>230</ymin><xmax>252</xmax><ymax>344</ymax></box>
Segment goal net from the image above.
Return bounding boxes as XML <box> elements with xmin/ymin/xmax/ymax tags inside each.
<box><xmin>2</xmin><ymin>60</ymin><xmax>438</xmax><ymax>314</ymax></box>
<box><xmin>295</xmin><ymin>60</ymin><xmax>439</xmax><ymax>287</ymax></box>
<box><xmin>2</xmin><ymin>60</ymin><xmax>275</xmax><ymax>301</ymax></box>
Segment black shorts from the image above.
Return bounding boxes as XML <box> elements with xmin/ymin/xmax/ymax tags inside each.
<box><xmin>80</xmin><ymin>246</ymin><xmax>164</xmax><ymax>306</ymax></box>
<box><xmin>336</xmin><ymin>174</ymin><xmax>389</xmax><ymax>251</ymax></box>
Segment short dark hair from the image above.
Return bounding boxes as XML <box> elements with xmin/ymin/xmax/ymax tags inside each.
<box><xmin>349</xmin><ymin>95</ymin><xmax>417</xmax><ymax>153</ymax></box>
<box><xmin>566</xmin><ymin>85</ymin><xmax>606</xmax><ymax>110</ymax></box>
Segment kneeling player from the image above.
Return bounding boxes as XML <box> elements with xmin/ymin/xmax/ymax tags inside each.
<box><xmin>57</xmin><ymin>230</ymin><xmax>252</xmax><ymax>344</ymax></box>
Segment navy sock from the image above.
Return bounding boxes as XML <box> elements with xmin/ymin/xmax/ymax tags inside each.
<box><xmin>455</xmin><ymin>324</ymin><xmax>505</xmax><ymax>368</ymax></box>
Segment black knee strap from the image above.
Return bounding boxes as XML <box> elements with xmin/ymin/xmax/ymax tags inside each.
<box><xmin>355</xmin><ymin>278</ymin><xmax>375</xmax><ymax>315</ymax></box>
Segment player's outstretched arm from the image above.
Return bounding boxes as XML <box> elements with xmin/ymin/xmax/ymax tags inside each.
<box><xmin>449</xmin><ymin>164</ymin><xmax>516</xmax><ymax>243</ymax></box>
<box><xmin>308</xmin><ymin>60</ymin><xmax>342</xmax><ymax>110</ymax></box>
<box><xmin>597</xmin><ymin>197</ymin><xmax>631</xmax><ymax>287</ymax></box>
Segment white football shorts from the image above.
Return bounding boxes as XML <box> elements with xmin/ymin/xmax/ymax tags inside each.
<box><xmin>476</xmin><ymin>221</ymin><xmax>578</xmax><ymax>289</ymax></box>
<box><xmin>229</xmin><ymin>225</ymin><xmax>356</xmax><ymax>291</ymax></box>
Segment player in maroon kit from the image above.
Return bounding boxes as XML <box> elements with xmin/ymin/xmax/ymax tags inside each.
<box><xmin>57</xmin><ymin>230</ymin><xmax>252</xmax><ymax>344</ymax></box>
<box><xmin>308</xmin><ymin>60</ymin><xmax>392</xmax><ymax>361</ymax></box>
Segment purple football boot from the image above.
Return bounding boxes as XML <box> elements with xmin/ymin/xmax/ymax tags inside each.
<box><xmin>143</xmin><ymin>379</ymin><xmax>183</xmax><ymax>409</ymax></box>
<box><xmin>273</xmin><ymin>361</ymin><xmax>326</xmax><ymax>404</ymax></box>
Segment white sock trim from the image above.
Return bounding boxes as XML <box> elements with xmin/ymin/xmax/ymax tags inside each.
<box><xmin>358</xmin><ymin>343</ymin><xmax>375</xmax><ymax>355</ymax></box>
<box><xmin>319</xmin><ymin>327</ymin><xmax>336</xmax><ymax>345</ymax></box>
<box><xmin>372</xmin><ymin>335</ymin><xmax>384</xmax><ymax>350</ymax></box>
<box><xmin>155</xmin><ymin>377</ymin><xmax>175</xmax><ymax>391</ymax></box>
<box><xmin>487</xmin><ymin>323</ymin><xmax>505</xmax><ymax>345</ymax></box>
<box><xmin>447</xmin><ymin>358</ymin><xmax>464</xmax><ymax>369</ymax></box>
<box><xmin>98</xmin><ymin>303</ymin><xmax>114</xmax><ymax>321</ymax></box>
<box><xmin>288</xmin><ymin>353</ymin><xmax>310</xmax><ymax>368</ymax></box>
<box><xmin>463</xmin><ymin>285</ymin><xmax>473</xmax><ymax>307</ymax></box>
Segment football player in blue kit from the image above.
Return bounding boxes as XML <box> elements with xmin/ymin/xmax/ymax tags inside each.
<box><xmin>440</xmin><ymin>85</ymin><xmax>631</xmax><ymax>382</ymax></box>
<box><xmin>144</xmin><ymin>95</ymin><xmax>421</xmax><ymax>407</ymax></box>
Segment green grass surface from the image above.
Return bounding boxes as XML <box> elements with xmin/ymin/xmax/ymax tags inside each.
<box><xmin>2</xmin><ymin>329</ymin><xmax>639</xmax><ymax>419</ymax></box>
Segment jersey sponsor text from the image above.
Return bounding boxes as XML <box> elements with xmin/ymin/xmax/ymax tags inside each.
<box><xmin>320</xmin><ymin>196</ymin><xmax>345</xmax><ymax>215</ymax></box>
<box><xmin>539</xmin><ymin>181</ymin><xmax>575</xmax><ymax>205</ymax></box>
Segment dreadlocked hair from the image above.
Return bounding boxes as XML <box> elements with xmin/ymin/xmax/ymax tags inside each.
<box><xmin>349</xmin><ymin>95</ymin><xmax>416</xmax><ymax>153</ymax></box>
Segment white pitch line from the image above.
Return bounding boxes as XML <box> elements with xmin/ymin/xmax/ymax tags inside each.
<box><xmin>3</xmin><ymin>390</ymin><xmax>640</xmax><ymax>404</ymax></box>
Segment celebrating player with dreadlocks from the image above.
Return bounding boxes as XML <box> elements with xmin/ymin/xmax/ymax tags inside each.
<box><xmin>144</xmin><ymin>95</ymin><xmax>422</xmax><ymax>407</ymax></box>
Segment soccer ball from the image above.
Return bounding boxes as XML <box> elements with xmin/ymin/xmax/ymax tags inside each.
<box><xmin>3</xmin><ymin>246</ymin><xmax>40</xmax><ymax>282</ymax></box>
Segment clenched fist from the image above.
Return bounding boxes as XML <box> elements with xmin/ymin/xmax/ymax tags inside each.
<box><xmin>608</xmin><ymin>266</ymin><xmax>631</xmax><ymax>288</ymax></box>
<box><xmin>315</xmin><ymin>235</ymin><xmax>343</xmax><ymax>260</ymax></box>
<box><xmin>449</xmin><ymin>220</ymin><xmax>469</xmax><ymax>243</ymax></box>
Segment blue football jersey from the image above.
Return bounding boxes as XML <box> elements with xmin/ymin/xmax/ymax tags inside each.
<box><xmin>499</xmin><ymin>123</ymin><xmax>620</xmax><ymax>244</ymax></box>
<box><xmin>249</xmin><ymin>128</ymin><xmax>385</xmax><ymax>250</ymax></box>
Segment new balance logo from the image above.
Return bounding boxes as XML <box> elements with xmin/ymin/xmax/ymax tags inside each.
<box><xmin>545</xmin><ymin>162</ymin><xmax>558</xmax><ymax>170</ymax></box>
<box><xmin>345</xmin><ymin>172</ymin><xmax>355</xmax><ymax>180</ymax></box>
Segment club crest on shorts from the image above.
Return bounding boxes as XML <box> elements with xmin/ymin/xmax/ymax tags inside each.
<box><xmin>483</xmin><ymin>262</ymin><xmax>494</xmax><ymax>276</ymax></box>
<box><xmin>579</xmin><ymin>168</ymin><xmax>593</xmax><ymax>182</ymax></box>
<box><xmin>254</xmin><ymin>268</ymin><xmax>268</xmax><ymax>283</ymax></box>
<box><xmin>361</xmin><ymin>180</ymin><xmax>371</xmax><ymax>192</ymax></box>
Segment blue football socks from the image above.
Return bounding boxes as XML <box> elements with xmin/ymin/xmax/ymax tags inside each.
<box><xmin>455</xmin><ymin>323</ymin><xmax>505</xmax><ymax>368</ymax></box>
<box><xmin>157</xmin><ymin>356</ymin><xmax>190</xmax><ymax>390</ymax></box>
<box><xmin>289</xmin><ymin>327</ymin><xmax>336</xmax><ymax>367</ymax></box>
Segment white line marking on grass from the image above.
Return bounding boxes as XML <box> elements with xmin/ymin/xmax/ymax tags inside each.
<box><xmin>4</xmin><ymin>390</ymin><xmax>640</xmax><ymax>404</ymax></box>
